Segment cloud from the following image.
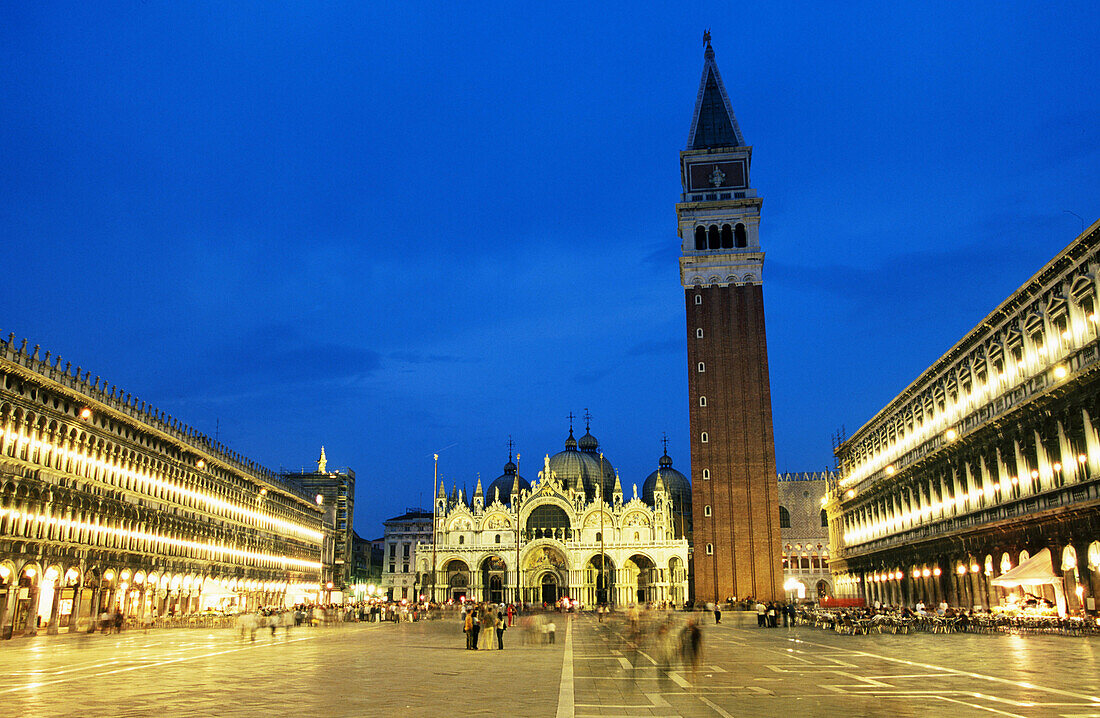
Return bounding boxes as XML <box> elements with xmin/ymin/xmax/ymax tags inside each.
<box><xmin>389</xmin><ymin>351</ymin><xmax>477</xmax><ymax>365</ymax></box>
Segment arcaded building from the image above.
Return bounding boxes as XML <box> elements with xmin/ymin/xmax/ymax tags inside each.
<box><xmin>827</xmin><ymin>219</ymin><xmax>1100</xmax><ymax>614</ymax></box>
<box><xmin>422</xmin><ymin>426</ymin><xmax>690</xmax><ymax>607</ymax></box>
<box><xmin>0</xmin><ymin>336</ymin><xmax>326</xmax><ymax>637</ymax></box>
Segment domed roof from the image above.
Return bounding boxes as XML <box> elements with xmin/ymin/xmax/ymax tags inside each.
<box><xmin>548</xmin><ymin>428</ymin><xmax>615</xmax><ymax>499</ymax></box>
<box><xmin>487</xmin><ymin>458</ymin><xmax>530</xmax><ymax>505</ymax></box>
<box><xmin>642</xmin><ymin>450</ymin><xmax>691</xmax><ymax>508</ymax></box>
<box><xmin>578</xmin><ymin>430</ymin><xmax>599</xmax><ymax>452</ymax></box>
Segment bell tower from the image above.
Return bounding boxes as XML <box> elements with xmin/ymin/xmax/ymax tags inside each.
<box><xmin>679</xmin><ymin>35</ymin><xmax>783</xmax><ymax>602</ymax></box>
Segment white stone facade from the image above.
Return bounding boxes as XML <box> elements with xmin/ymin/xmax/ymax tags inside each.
<box><xmin>421</xmin><ymin>455</ymin><xmax>689</xmax><ymax>607</ymax></box>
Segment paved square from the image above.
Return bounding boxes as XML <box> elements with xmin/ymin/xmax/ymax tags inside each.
<box><xmin>1</xmin><ymin>613</ymin><xmax>1098</xmax><ymax>717</ymax></box>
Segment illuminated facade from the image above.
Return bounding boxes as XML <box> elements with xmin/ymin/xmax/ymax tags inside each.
<box><xmin>778</xmin><ymin>472</ymin><xmax>834</xmax><ymax>600</ymax></box>
<box><xmin>424</xmin><ymin>429</ymin><xmax>690</xmax><ymax>607</ymax></box>
<box><xmin>0</xmin><ymin>336</ymin><xmax>325</xmax><ymax>637</ymax></box>
<box><xmin>826</xmin><ymin>219</ymin><xmax>1100</xmax><ymax>614</ymax></box>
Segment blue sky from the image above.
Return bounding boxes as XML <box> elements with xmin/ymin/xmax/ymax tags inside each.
<box><xmin>3</xmin><ymin>2</ymin><xmax>1098</xmax><ymax>536</ymax></box>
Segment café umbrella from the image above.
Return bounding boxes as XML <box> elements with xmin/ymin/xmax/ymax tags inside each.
<box><xmin>990</xmin><ymin>548</ymin><xmax>1067</xmax><ymax>616</ymax></box>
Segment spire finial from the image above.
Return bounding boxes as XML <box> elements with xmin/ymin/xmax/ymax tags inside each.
<box><xmin>703</xmin><ymin>29</ymin><xmax>711</xmax><ymax>48</ymax></box>
<box><xmin>567</xmin><ymin>411</ymin><xmax>576</xmax><ymax>432</ymax></box>
<box><xmin>583</xmin><ymin>408</ymin><xmax>592</xmax><ymax>432</ymax></box>
<box><xmin>506</xmin><ymin>435</ymin><xmax>515</xmax><ymax>462</ymax></box>
<box><xmin>661</xmin><ymin>433</ymin><xmax>669</xmax><ymax>455</ymax></box>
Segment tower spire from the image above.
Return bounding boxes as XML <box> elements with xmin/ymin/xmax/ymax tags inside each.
<box><xmin>317</xmin><ymin>446</ymin><xmax>327</xmax><ymax>473</ymax></box>
<box><xmin>687</xmin><ymin>35</ymin><xmax>745</xmax><ymax>150</ymax></box>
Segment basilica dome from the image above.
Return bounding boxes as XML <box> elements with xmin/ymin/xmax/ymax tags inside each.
<box><xmin>642</xmin><ymin>450</ymin><xmax>692</xmax><ymax>509</ymax></box>
<box><xmin>486</xmin><ymin>458</ymin><xmax>530</xmax><ymax>505</ymax></box>
<box><xmin>548</xmin><ymin>428</ymin><xmax>615</xmax><ymax>499</ymax></box>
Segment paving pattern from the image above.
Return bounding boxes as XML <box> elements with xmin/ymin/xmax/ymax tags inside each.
<box><xmin>0</xmin><ymin>613</ymin><xmax>1098</xmax><ymax>717</ymax></box>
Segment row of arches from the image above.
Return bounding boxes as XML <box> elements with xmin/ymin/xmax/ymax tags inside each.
<box><xmin>0</xmin><ymin>557</ymin><xmax>315</xmax><ymax>637</ymax></box>
<box><xmin>0</xmin><ymin>397</ymin><xmax>315</xmax><ymax>537</ymax></box>
<box><xmin>840</xmin><ymin>540</ymin><xmax>1100</xmax><ymax>616</ymax></box>
<box><xmin>0</xmin><ymin>478</ymin><xmax>318</xmax><ymax>569</ymax></box>
<box><xmin>693</xmin><ymin>223</ymin><xmax>747</xmax><ymax>250</ymax></box>
<box><xmin>427</xmin><ymin>549</ymin><xmax>687</xmax><ymax>607</ymax></box>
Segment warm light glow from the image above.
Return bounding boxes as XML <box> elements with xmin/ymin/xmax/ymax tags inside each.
<box><xmin>1089</xmin><ymin>313</ymin><xmax>1098</xmax><ymax>323</ymax></box>
<box><xmin>845</xmin><ymin>489</ymin><xmax>855</xmax><ymax>499</ymax></box>
<box><xmin>970</xmin><ymin>564</ymin><xmax>980</xmax><ymax>573</ymax></box>
<box><xmin>1054</xmin><ymin>365</ymin><xmax>1068</xmax><ymax>379</ymax></box>
<box><xmin>196</xmin><ymin>459</ymin><xmax>205</xmax><ymax>469</ymax></box>
<box><xmin>885</xmin><ymin>465</ymin><xmax>895</xmax><ymax>475</ymax></box>
<box><xmin>79</xmin><ymin>407</ymin><xmax>92</xmax><ymax>420</ymax></box>
<box><xmin>922</xmin><ymin>568</ymin><xmax>931</xmax><ymax>578</ymax></box>
<box><xmin>1030</xmin><ymin>470</ymin><xmax>1039</xmax><ymax>479</ymax></box>
<box><xmin>932</xmin><ymin>567</ymin><xmax>941</xmax><ymax>576</ymax></box>
<box><xmin>1079</xmin><ymin>454</ymin><xmax>1088</xmax><ymax>464</ymax></box>
<box><xmin>0</xmin><ymin>429</ymin><xmax>323</xmax><ymax>542</ymax></box>
<box><xmin>945</xmin><ymin>429</ymin><xmax>958</xmax><ymax>442</ymax></box>
<box><xmin>0</xmin><ymin>509</ymin><xmax>322</xmax><ymax>572</ymax></box>
<box><xmin>957</xmin><ymin>565</ymin><xmax>967</xmax><ymax>575</ymax></box>
<box><xmin>1053</xmin><ymin>462</ymin><xmax>1062</xmax><ymax>472</ymax></box>
<box><xmin>316</xmin><ymin>494</ymin><xmax>324</xmax><ymax>505</ymax></box>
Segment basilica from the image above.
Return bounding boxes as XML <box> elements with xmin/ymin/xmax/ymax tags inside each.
<box><xmin>421</xmin><ymin>424</ymin><xmax>691</xmax><ymax>607</ymax></box>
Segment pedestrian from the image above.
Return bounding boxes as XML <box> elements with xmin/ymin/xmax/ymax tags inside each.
<box><xmin>547</xmin><ymin>620</ymin><xmax>556</xmax><ymax>644</ymax></box>
<box><xmin>680</xmin><ymin>618</ymin><xmax>703</xmax><ymax>683</ymax></box>
<box><xmin>464</xmin><ymin>608</ymin><xmax>474</xmax><ymax>649</ymax></box>
<box><xmin>767</xmin><ymin>603</ymin><xmax>776</xmax><ymax>627</ymax></box>
<box><xmin>713</xmin><ymin>603</ymin><xmax>722</xmax><ymax>624</ymax></box>
<box><xmin>755</xmin><ymin>601</ymin><xmax>766</xmax><ymax>627</ymax></box>
<box><xmin>471</xmin><ymin>608</ymin><xmax>481</xmax><ymax>649</ymax></box>
<box><xmin>496</xmin><ymin>608</ymin><xmax>506</xmax><ymax>649</ymax></box>
<box><xmin>481</xmin><ymin>605</ymin><xmax>497</xmax><ymax>650</ymax></box>
<box><xmin>507</xmin><ymin>603</ymin><xmax>515</xmax><ymax>627</ymax></box>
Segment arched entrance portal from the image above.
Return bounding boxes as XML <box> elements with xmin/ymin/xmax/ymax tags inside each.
<box><xmin>522</xmin><ymin>544</ymin><xmax>568</xmax><ymax>605</ymax></box>
<box><xmin>480</xmin><ymin>556</ymin><xmax>507</xmax><ymax>604</ymax></box>
<box><xmin>443</xmin><ymin>559</ymin><xmax>471</xmax><ymax>602</ymax></box>
<box><xmin>624</xmin><ymin>554</ymin><xmax>656</xmax><ymax>605</ymax></box>
<box><xmin>541</xmin><ymin>573</ymin><xmax>559</xmax><ymax>606</ymax></box>
<box><xmin>584</xmin><ymin>555</ymin><xmax>615</xmax><ymax>607</ymax></box>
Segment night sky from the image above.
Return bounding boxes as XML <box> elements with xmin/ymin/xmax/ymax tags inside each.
<box><xmin>3</xmin><ymin>3</ymin><xmax>1098</xmax><ymax>537</ymax></box>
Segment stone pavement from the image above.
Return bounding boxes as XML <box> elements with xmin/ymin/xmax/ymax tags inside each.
<box><xmin>0</xmin><ymin>612</ymin><xmax>1098</xmax><ymax>717</ymax></box>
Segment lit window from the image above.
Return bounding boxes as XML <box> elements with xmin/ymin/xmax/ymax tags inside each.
<box><xmin>705</xmin><ymin>544</ymin><xmax>714</xmax><ymax>555</ymax></box>
<box><xmin>704</xmin><ymin>505</ymin><xmax>712</xmax><ymax>517</ymax></box>
<box><xmin>701</xmin><ymin>432</ymin><xmax>709</xmax><ymax>443</ymax></box>
<box><xmin>697</xmin><ymin>362</ymin><xmax>705</xmax><ymax>372</ymax></box>
<box><xmin>702</xmin><ymin>469</ymin><xmax>710</xmax><ymax>480</ymax></box>
<box><xmin>699</xmin><ymin>396</ymin><xmax>707</xmax><ymax>407</ymax></box>
<box><xmin>696</xmin><ymin>328</ymin><xmax>704</xmax><ymax>339</ymax></box>
<box><xmin>695</xmin><ymin>294</ymin><xmax>702</xmax><ymax>305</ymax></box>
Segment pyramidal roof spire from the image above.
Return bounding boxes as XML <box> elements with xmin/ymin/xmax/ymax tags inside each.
<box><xmin>687</xmin><ymin>33</ymin><xmax>745</xmax><ymax>150</ymax></box>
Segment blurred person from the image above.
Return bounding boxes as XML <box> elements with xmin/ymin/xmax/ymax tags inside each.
<box><xmin>464</xmin><ymin>608</ymin><xmax>474</xmax><ymax>649</ymax></box>
<box><xmin>680</xmin><ymin>618</ymin><xmax>703</xmax><ymax>682</ymax></box>
<box><xmin>755</xmin><ymin>600</ymin><xmax>766</xmax><ymax>627</ymax></box>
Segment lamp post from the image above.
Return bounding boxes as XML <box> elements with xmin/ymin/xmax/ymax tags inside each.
<box><xmin>431</xmin><ymin>453</ymin><xmax>438</xmax><ymax>604</ymax></box>
<box><xmin>515</xmin><ymin>452</ymin><xmax>521</xmax><ymax>606</ymax></box>
<box><xmin>600</xmin><ymin>451</ymin><xmax>607</xmax><ymax>609</ymax></box>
